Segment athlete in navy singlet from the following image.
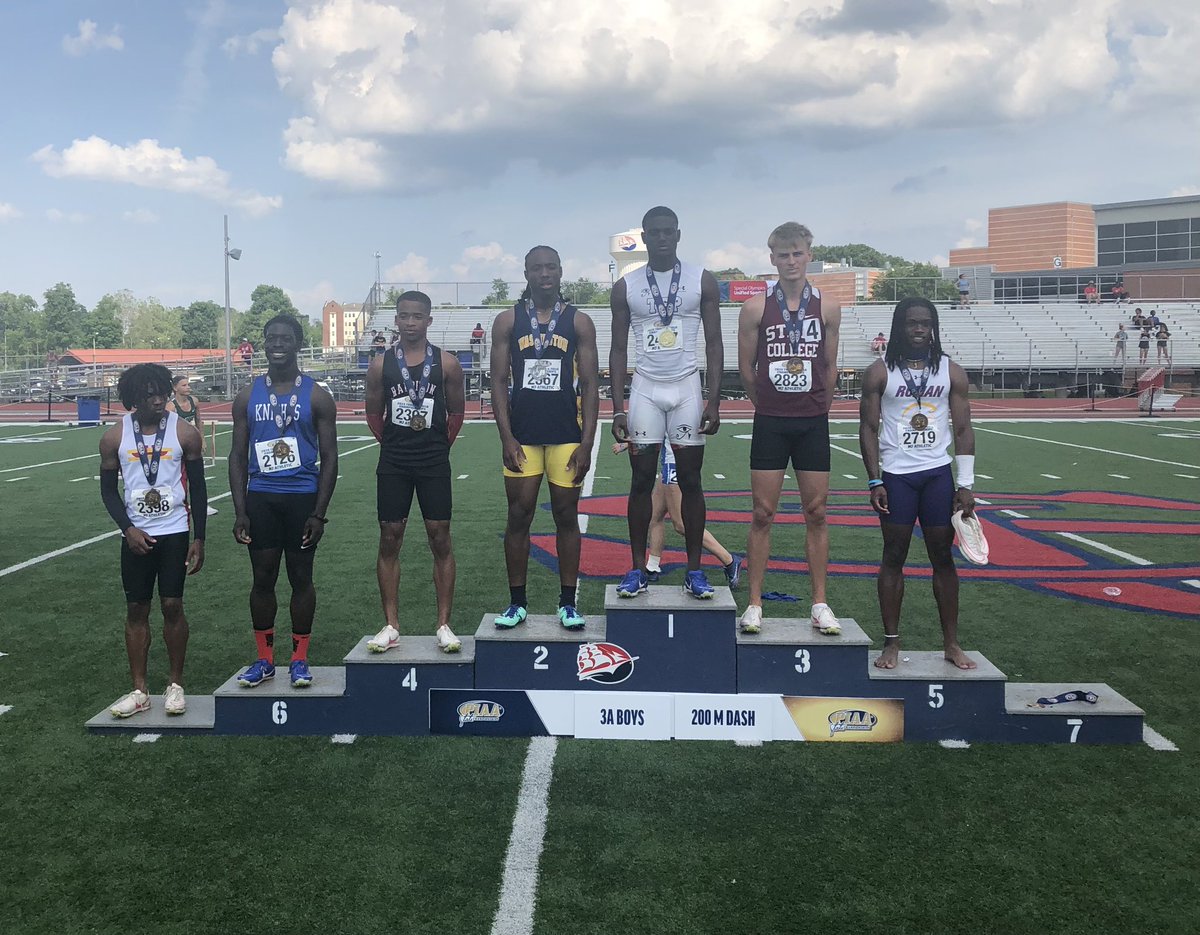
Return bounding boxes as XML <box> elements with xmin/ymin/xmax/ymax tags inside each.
<box><xmin>229</xmin><ymin>315</ymin><xmax>338</xmax><ymax>688</ymax></box>
<box><xmin>859</xmin><ymin>297</ymin><xmax>978</xmax><ymax>671</ymax></box>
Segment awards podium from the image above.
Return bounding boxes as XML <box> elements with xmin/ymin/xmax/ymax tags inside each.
<box><xmin>87</xmin><ymin>585</ymin><xmax>1144</xmax><ymax>745</ymax></box>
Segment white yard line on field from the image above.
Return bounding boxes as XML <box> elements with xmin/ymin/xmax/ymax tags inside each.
<box><xmin>1056</xmin><ymin>532</ymin><xmax>1152</xmax><ymax>566</ymax></box>
<box><xmin>973</xmin><ymin>427</ymin><xmax>1200</xmax><ymax>470</ymax></box>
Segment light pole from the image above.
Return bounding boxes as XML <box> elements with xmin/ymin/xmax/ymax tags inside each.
<box><xmin>223</xmin><ymin>214</ymin><xmax>241</xmax><ymax>398</ymax></box>
<box><xmin>92</xmin><ymin>333</ymin><xmax>98</xmax><ymax>386</ymax></box>
<box><xmin>374</xmin><ymin>251</ymin><xmax>382</xmax><ymax>307</ymax></box>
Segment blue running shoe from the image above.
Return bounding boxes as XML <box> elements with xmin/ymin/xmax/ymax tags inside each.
<box><xmin>683</xmin><ymin>569</ymin><xmax>715</xmax><ymax>599</ymax></box>
<box><xmin>494</xmin><ymin>604</ymin><xmax>528</xmax><ymax>629</ymax></box>
<box><xmin>645</xmin><ymin>567</ymin><xmax>660</xmax><ymax>583</ymax></box>
<box><xmin>724</xmin><ymin>553</ymin><xmax>744</xmax><ymax>590</ymax></box>
<box><xmin>558</xmin><ymin>605</ymin><xmax>586</xmax><ymax>630</ymax></box>
<box><xmin>289</xmin><ymin>659</ymin><xmax>313</xmax><ymax>688</ymax></box>
<box><xmin>616</xmin><ymin>568</ymin><xmax>648</xmax><ymax>598</ymax></box>
<box><xmin>237</xmin><ymin>658</ymin><xmax>275</xmax><ymax>688</ymax></box>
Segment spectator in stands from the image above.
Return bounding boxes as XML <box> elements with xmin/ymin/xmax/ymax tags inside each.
<box><xmin>1137</xmin><ymin>325</ymin><xmax>1151</xmax><ymax>366</ymax></box>
<box><xmin>470</xmin><ymin>321</ymin><xmax>485</xmax><ymax>358</ymax></box>
<box><xmin>371</xmin><ymin>330</ymin><xmax>388</xmax><ymax>356</ymax></box>
<box><xmin>1112</xmin><ymin>323</ymin><xmax>1128</xmax><ymax>366</ymax></box>
<box><xmin>237</xmin><ymin>338</ymin><xmax>255</xmax><ymax>371</ymax></box>
<box><xmin>1083</xmin><ymin>281</ymin><xmax>1098</xmax><ymax>304</ymax></box>
<box><xmin>1155</xmin><ymin>323</ymin><xmax>1171</xmax><ymax>365</ymax></box>
<box><xmin>1112</xmin><ymin>281</ymin><xmax>1129</xmax><ymax>304</ymax></box>
<box><xmin>955</xmin><ymin>273</ymin><xmax>970</xmax><ymax>307</ymax></box>
<box><xmin>1148</xmin><ymin>309</ymin><xmax>1161</xmax><ymax>329</ymax></box>
<box><xmin>1131</xmin><ymin>308</ymin><xmax>1146</xmax><ymax>328</ymax></box>
<box><xmin>870</xmin><ymin>332</ymin><xmax>887</xmax><ymax>356</ymax></box>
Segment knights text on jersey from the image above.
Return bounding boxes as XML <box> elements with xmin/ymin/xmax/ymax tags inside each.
<box><xmin>246</xmin><ymin>375</ymin><xmax>320</xmax><ymax>493</ymax></box>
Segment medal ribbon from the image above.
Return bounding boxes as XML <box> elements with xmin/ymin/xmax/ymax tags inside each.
<box><xmin>774</xmin><ymin>282</ymin><xmax>813</xmax><ymax>357</ymax></box>
<box><xmin>131</xmin><ymin>415</ymin><xmax>168</xmax><ymax>486</ymax></box>
<box><xmin>526</xmin><ymin>298</ymin><xmax>564</xmax><ymax>359</ymax></box>
<box><xmin>398</xmin><ymin>343</ymin><xmax>436</xmax><ymax>409</ymax></box>
<box><xmin>267</xmin><ymin>374</ymin><xmax>302</xmax><ymax>431</ymax></box>
<box><xmin>899</xmin><ymin>358</ymin><xmax>931</xmax><ymax>409</ymax></box>
<box><xmin>1035</xmin><ymin>690</ymin><xmax>1099</xmax><ymax>707</ymax></box>
<box><xmin>645</xmin><ymin>261</ymin><xmax>682</xmax><ymax>326</ymax></box>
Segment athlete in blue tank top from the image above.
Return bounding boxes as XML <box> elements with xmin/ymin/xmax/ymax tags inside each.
<box><xmin>229</xmin><ymin>315</ymin><xmax>339</xmax><ymax>688</ymax></box>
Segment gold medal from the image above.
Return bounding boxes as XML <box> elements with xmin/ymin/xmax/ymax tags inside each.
<box><xmin>658</xmin><ymin>327</ymin><xmax>677</xmax><ymax>348</ymax></box>
<box><xmin>143</xmin><ymin>488</ymin><xmax>161</xmax><ymax>509</ymax></box>
<box><xmin>410</xmin><ymin>412</ymin><xmax>427</xmax><ymax>432</ymax></box>
<box><xmin>272</xmin><ymin>440</ymin><xmax>292</xmax><ymax>460</ymax></box>
<box><xmin>786</xmin><ymin>358</ymin><xmax>806</xmax><ymax>375</ymax></box>
<box><xmin>910</xmin><ymin>413</ymin><xmax>928</xmax><ymax>430</ymax></box>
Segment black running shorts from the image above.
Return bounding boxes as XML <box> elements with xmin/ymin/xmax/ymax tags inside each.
<box><xmin>244</xmin><ymin>490</ymin><xmax>319</xmax><ymax>552</ymax></box>
<box><xmin>749</xmin><ymin>413</ymin><xmax>831</xmax><ymax>473</ymax></box>
<box><xmin>377</xmin><ymin>462</ymin><xmax>452</xmax><ymax>523</ymax></box>
<box><xmin>120</xmin><ymin>530</ymin><xmax>190</xmax><ymax>603</ymax></box>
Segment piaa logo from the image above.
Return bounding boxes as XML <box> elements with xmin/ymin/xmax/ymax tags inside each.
<box><xmin>577</xmin><ymin>642</ymin><xmax>638</xmax><ymax>684</ymax></box>
<box><xmin>457</xmin><ymin>700</ymin><xmax>505</xmax><ymax>727</ymax></box>
<box><xmin>828</xmin><ymin>709</ymin><xmax>877</xmax><ymax>737</ymax></box>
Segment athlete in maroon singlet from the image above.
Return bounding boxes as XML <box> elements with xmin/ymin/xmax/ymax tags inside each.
<box><xmin>736</xmin><ymin>222</ymin><xmax>842</xmax><ymax>636</ymax></box>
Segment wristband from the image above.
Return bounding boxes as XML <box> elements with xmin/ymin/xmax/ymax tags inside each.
<box><xmin>955</xmin><ymin>454</ymin><xmax>975</xmax><ymax>489</ymax></box>
<box><xmin>868</xmin><ymin>479</ymin><xmax>884</xmax><ymax>489</ymax></box>
<box><xmin>309</xmin><ymin>514</ymin><xmax>328</xmax><ymax>524</ymax></box>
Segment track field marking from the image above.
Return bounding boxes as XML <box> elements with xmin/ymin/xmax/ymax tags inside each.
<box><xmin>1000</xmin><ymin>509</ymin><xmax>1029</xmax><ymax>518</ymax></box>
<box><xmin>578</xmin><ymin>429</ymin><xmax>603</xmax><ymax>535</ymax></box>
<box><xmin>0</xmin><ymin>452</ymin><xmax>97</xmax><ymax>473</ymax></box>
<box><xmin>0</xmin><ymin>651</ymin><xmax>8</xmax><ymax>657</ymax></box>
<box><xmin>830</xmin><ymin>443</ymin><xmax>860</xmax><ymax>461</ymax></box>
<box><xmin>974</xmin><ymin>427</ymin><xmax>1200</xmax><ymax>469</ymax></box>
<box><xmin>1040</xmin><ymin>473</ymin><xmax>1062</xmax><ymax>479</ymax></box>
<box><xmin>1182</xmin><ymin>580</ymin><xmax>1200</xmax><ymax>590</ymax></box>
<box><xmin>490</xmin><ymin>736</ymin><xmax>558</xmax><ymax>935</ymax></box>
<box><xmin>1143</xmin><ymin>725</ymin><xmax>1179</xmax><ymax>752</ymax></box>
<box><xmin>713</xmin><ymin>473</ymin><xmax>725</xmax><ymax>479</ymax></box>
<box><xmin>974</xmin><ymin>498</ymin><xmax>992</xmax><ymax>505</ymax></box>
<box><xmin>1057</xmin><ymin>532</ymin><xmax>1152</xmax><ymax>566</ymax></box>
<box><xmin>1175</xmin><ymin>473</ymin><xmax>1198</xmax><ymax>479</ymax></box>
<box><xmin>842</xmin><ymin>474</ymin><xmax>857</xmax><ymax>479</ymax></box>
<box><xmin>0</xmin><ymin>705</ymin><xmax>12</xmax><ymax>717</ymax></box>
<box><xmin>458</xmin><ymin>474</ymin><xmax>469</xmax><ymax>479</ymax></box>
<box><xmin>735</xmin><ymin>738</ymin><xmax>763</xmax><ymax>747</ymax></box>
<box><xmin>133</xmin><ymin>733</ymin><xmax>161</xmax><ymax>744</ymax></box>
<box><xmin>977</xmin><ymin>473</ymin><xmax>993</xmax><ymax>479</ymax></box>
<box><xmin>331</xmin><ymin>734</ymin><xmax>357</xmax><ymax>744</ymax></box>
<box><xmin>6</xmin><ymin>476</ymin><xmax>30</xmax><ymax>482</ymax></box>
<box><xmin>70</xmin><ymin>476</ymin><xmax>90</xmax><ymax>482</ymax></box>
<box><xmin>939</xmin><ymin>739</ymin><xmax>971</xmax><ymax>749</ymax></box>
<box><xmin>1109</xmin><ymin>474</ymin><xmax>1130</xmax><ymax>479</ymax></box>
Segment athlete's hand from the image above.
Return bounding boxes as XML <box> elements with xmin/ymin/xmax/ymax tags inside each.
<box><xmin>233</xmin><ymin>513</ymin><xmax>252</xmax><ymax>545</ymax></box>
<box><xmin>611</xmin><ymin>441</ymin><xmax>629</xmax><ymax>456</ymax></box>
<box><xmin>954</xmin><ymin>487</ymin><xmax>976</xmax><ymax>519</ymax></box>
<box><xmin>502</xmin><ymin>438</ymin><xmax>526</xmax><ymax>473</ymax></box>
<box><xmin>699</xmin><ymin>401</ymin><xmax>721</xmax><ymax>436</ymax></box>
<box><xmin>611</xmin><ymin>413</ymin><xmax>629</xmax><ymax>442</ymax></box>
<box><xmin>567</xmin><ymin>443</ymin><xmax>592</xmax><ymax>485</ymax></box>
<box><xmin>301</xmin><ymin>516</ymin><xmax>326</xmax><ymax>550</ymax></box>
<box><xmin>870</xmin><ymin>486</ymin><xmax>889</xmax><ymax>515</ymax></box>
<box><xmin>185</xmin><ymin>540</ymin><xmax>205</xmax><ymax>575</ymax></box>
<box><xmin>125</xmin><ymin>527</ymin><xmax>157</xmax><ymax>555</ymax></box>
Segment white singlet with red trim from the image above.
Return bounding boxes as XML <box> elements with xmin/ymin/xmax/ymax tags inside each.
<box><xmin>118</xmin><ymin>412</ymin><xmax>189</xmax><ymax>535</ymax></box>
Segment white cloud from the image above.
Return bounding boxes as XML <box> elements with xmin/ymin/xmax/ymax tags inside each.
<box><xmin>931</xmin><ymin>254</ymin><xmax>949</xmax><ymax>268</ymax></box>
<box><xmin>285</xmin><ymin>279</ymin><xmax>337</xmax><ymax>319</ymax></box>
<box><xmin>0</xmin><ymin>203</ymin><xmax>21</xmax><ymax>221</ymax></box>
<box><xmin>267</xmin><ymin>0</ymin><xmax>1200</xmax><ymax>191</ymax></box>
<box><xmin>705</xmin><ymin>243</ymin><xmax>768</xmax><ymax>275</ymax></box>
<box><xmin>450</xmin><ymin>242</ymin><xmax>520</xmax><ymax>280</ymax></box>
<box><xmin>63</xmin><ymin>20</ymin><xmax>124</xmax><ymax>56</ymax></box>
<box><xmin>46</xmin><ymin>208</ymin><xmax>89</xmax><ymax>224</ymax></box>
<box><xmin>223</xmin><ymin>28</ymin><xmax>280</xmax><ymax>56</ymax></box>
<box><xmin>32</xmin><ymin>136</ymin><xmax>282</xmax><ymax>217</ymax></box>
<box><xmin>122</xmin><ymin>208</ymin><xmax>160</xmax><ymax>224</ymax></box>
<box><xmin>1170</xmin><ymin>185</ymin><xmax>1200</xmax><ymax>197</ymax></box>
<box><xmin>384</xmin><ymin>252</ymin><xmax>434</xmax><ymax>282</ymax></box>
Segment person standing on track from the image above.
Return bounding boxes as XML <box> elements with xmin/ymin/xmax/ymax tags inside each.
<box><xmin>168</xmin><ymin>374</ymin><xmax>207</xmax><ymax>458</ymax></box>
<box><xmin>736</xmin><ymin>222</ymin><xmax>841</xmax><ymax>636</ymax></box>
<box><xmin>858</xmin><ymin>297</ymin><xmax>978</xmax><ymax>671</ymax></box>
<box><xmin>364</xmin><ymin>291</ymin><xmax>467</xmax><ymax>654</ymax></box>
<box><xmin>491</xmin><ymin>247</ymin><xmax>599</xmax><ymax>631</ymax></box>
<box><xmin>609</xmin><ymin>206</ymin><xmax>724</xmax><ymax>600</ymax></box>
<box><xmin>99</xmin><ymin>364</ymin><xmax>207</xmax><ymax>717</ymax></box>
<box><xmin>229</xmin><ymin>315</ymin><xmax>339</xmax><ymax>688</ymax></box>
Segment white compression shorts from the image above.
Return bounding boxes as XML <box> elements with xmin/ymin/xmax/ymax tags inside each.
<box><xmin>627</xmin><ymin>371</ymin><xmax>705</xmax><ymax>447</ymax></box>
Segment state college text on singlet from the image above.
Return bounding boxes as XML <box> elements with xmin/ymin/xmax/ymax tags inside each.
<box><xmin>508</xmin><ymin>302</ymin><xmax>582</xmax><ymax>446</ymax></box>
<box><xmin>752</xmin><ymin>285</ymin><xmax>831</xmax><ymax>418</ymax></box>
<box><xmin>622</xmin><ymin>261</ymin><xmax>704</xmax><ymax>382</ymax></box>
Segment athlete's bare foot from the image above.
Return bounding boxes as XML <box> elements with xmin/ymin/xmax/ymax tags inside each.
<box><xmin>874</xmin><ymin>642</ymin><xmax>901</xmax><ymax>669</ymax></box>
<box><xmin>944</xmin><ymin>642</ymin><xmax>977</xmax><ymax>670</ymax></box>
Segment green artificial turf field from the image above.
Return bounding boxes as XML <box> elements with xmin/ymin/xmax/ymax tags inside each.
<box><xmin>0</xmin><ymin>416</ymin><xmax>1197</xmax><ymax>935</ymax></box>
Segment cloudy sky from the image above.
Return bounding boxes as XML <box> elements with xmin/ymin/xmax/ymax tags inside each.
<box><xmin>2</xmin><ymin>0</ymin><xmax>1197</xmax><ymax>318</ymax></box>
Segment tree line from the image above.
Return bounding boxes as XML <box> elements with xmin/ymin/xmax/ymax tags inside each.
<box><xmin>0</xmin><ymin>282</ymin><xmax>321</xmax><ymax>370</ymax></box>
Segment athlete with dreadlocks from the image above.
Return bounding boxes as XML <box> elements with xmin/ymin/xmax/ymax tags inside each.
<box><xmin>858</xmin><ymin>297</ymin><xmax>978</xmax><ymax>670</ymax></box>
<box><xmin>490</xmin><ymin>246</ymin><xmax>599</xmax><ymax>630</ymax></box>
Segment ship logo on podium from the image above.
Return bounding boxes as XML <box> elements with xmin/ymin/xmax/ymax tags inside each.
<box><xmin>577</xmin><ymin>642</ymin><xmax>639</xmax><ymax>685</ymax></box>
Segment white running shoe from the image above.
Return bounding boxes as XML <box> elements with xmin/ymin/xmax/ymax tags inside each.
<box><xmin>436</xmin><ymin>625</ymin><xmax>462</xmax><ymax>654</ymax></box>
<box><xmin>164</xmin><ymin>683</ymin><xmax>186</xmax><ymax>716</ymax></box>
<box><xmin>739</xmin><ymin>605</ymin><xmax>763</xmax><ymax>634</ymax></box>
<box><xmin>952</xmin><ymin>510</ymin><xmax>990</xmax><ymax>565</ymax></box>
<box><xmin>811</xmin><ymin>604</ymin><xmax>842</xmax><ymax>636</ymax></box>
<box><xmin>110</xmin><ymin>689</ymin><xmax>150</xmax><ymax>719</ymax></box>
<box><xmin>367</xmin><ymin>624</ymin><xmax>400</xmax><ymax>654</ymax></box>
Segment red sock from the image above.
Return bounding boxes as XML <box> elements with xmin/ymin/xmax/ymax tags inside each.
<box><xmin>254</xmin><ymin>628</ymin><xmax>274</xmax><ymax>662</ymax></box>
<box><xmin>291</xmin><ymin>633</ymin><xmax>310</xmax><ymax>662</ymax></box>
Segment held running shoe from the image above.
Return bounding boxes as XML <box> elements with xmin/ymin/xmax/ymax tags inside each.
<box><xmin>616</xmin><ymin>568</ymin><xmax>649</xmax><ymax>598</ymax></box>
<box><xmin>163</xmin><ymin>683</ymin><xmax>186</xmax><ymax>716</ymax></box>
<box><xmin>558</xmin><ymin>605</ymin><xmax>586</xmax><ymax>630</ymax></box>
<box><xmin>237</xmin><ymin>658</ymin><xmax>275</xmax><ymax>688</ymax></box>
<box><xmin>811</xmin><ymin>604</ymin><xmax>842</xmax><ymax>636</ymax></box>
<box><xmin>110</xmin><ymin>689</ymin><xmax>151</xmax><ymax>719</ymax></box>
<box><xmin>724</xmin><ymin>553</ymin><xmax>744</xmax><ymax>590</ymax></box>
<box><xmin>494</xmin><ymin>604</ymin><xmax>528</xmax><ymax>629</ymax></box>
<box><xmin>437</xmin><ymin>625</ymin><xmax>462</xmax><ymax>654</ymax></box>
<box><xmin>289</xmin><ymin>659</ymin><xmax>313</xmax><ymax>687</ymax></box>
<box><xmin>739</xmin><ymin>605</ymin><xmax>763</xmax><ymax>634</ymax></box>
<box><xmin>367</xmin><ymin>624</ymin><xmax>400</xmax><ymax>653</ymax></box>
<box><xmin>683</xmin><ymin>569</ymin><xmax>715</xmax><ymax>599</ymax></box>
